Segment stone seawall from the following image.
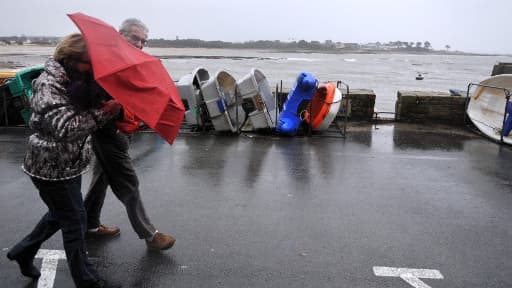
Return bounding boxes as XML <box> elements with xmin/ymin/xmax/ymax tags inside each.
<box><xmin>342</xmin><ymin>89</ymin><xmax>375</xmax><ymax>120</ymax></box>
<box><xmin>395</xmin><ymin>91</ymin><xmax>467</xmax><ymax>125</ymax></box>
<box><xmin>276</xmin><ymin>89</ymin><xmax>468</xmax><ymax>125</ymax></box>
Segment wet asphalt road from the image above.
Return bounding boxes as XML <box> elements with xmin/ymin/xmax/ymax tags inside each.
<box><xmin>0</xmin><ymin>123</ymin><xmax>511</xmax><ymax>288</ymax></box>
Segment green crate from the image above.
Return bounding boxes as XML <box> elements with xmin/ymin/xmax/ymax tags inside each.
<box><xmin>20</xmin><ymin>108</ymin><xmax>32</xmax><ymax>125</ymax></box>
<box><xmin>7</xmin><ymin>66</ymin><xmax>44</xmax><ymax>98</ymax></box>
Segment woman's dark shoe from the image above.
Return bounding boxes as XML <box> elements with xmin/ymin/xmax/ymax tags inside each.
<box><xmin>6</xmin><ymin>252</ymin><xmax>41</xmax><ymax>279</ymax></box>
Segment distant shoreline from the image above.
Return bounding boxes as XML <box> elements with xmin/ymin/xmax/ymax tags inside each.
<box><xmin>0</xmin><ymin>44</ymin><xmax>509</xmax><ymax>57</ymax></box>
<box><xmin>264</xmin><ymin>48</ymin><xmax>501</xmax><ymax>57</ymax></box>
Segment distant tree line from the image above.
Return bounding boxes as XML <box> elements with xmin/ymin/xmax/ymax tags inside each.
<box><xmin>0</xmin><ymin>36</ymin><xmax>450</xmax><ymax>52</ymax></box>
<box><xmin>148</xmin><ymin>39</ymin><xmax>440</xmax><ymax>51</ymax></box>
<box><xmin>148</xmin><ymin>39</ymin><xmax>335</xmax><ymax>50</ymax></box>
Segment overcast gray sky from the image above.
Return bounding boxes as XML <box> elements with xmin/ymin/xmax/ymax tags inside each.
<box><xmin>2</xmin><ymin>0</ymin><xmax>511</xmax><ymax>54</ymax></box>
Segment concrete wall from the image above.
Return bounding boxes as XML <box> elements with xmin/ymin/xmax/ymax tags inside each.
<box><xmin>491</xmin><ymin>62</ymin><xmax>512</xmax><ymax>76</ymax></box>
<box><xmin>395</xmin><ymin>90</ymin><xmax>467</xmax><ymax>124</ymax></box>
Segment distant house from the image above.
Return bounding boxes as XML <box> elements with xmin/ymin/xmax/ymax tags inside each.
<box><xmin>336</xmin><ymin>42</ymin><xmax>360</xmax><ymax>49</ymax></box>
<box><xmin>382</xmin><ymin>43</ymin><xmax>400</xmax><ymax>50</ymax></box>
<box><xmin>361</xmin><ymin>42</ymin><xmax>381</xmax><ymax>50</ymax></box>
<box><xmin>324</xmin><ymin>40</ymin><xmax>335</xmax><ymax>49</ymax></box>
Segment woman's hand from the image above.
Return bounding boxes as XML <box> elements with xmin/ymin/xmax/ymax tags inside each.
<box><xmin>101</xmin><ymin>100</ymin><xmax>122</xmax><ymax>116</ymax></box>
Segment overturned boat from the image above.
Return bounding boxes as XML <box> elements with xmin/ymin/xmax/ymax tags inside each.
<box><xmin>201</xmin><ymin>70</ymin><xmax>244</xmax><ymax>133</ymax></box>
<box><xmin>466</xmin><ymin>74</ymin><xmax>512</xmax><ymax>144</ymax></box>
<box><xmin>236</xmin><ymin>68</ymin><xmax>277</xmax><ymax>130</ymax></box>
<box><xmin>303</xmin><ymin>82</ymin><xmax>342</xmax><ymax>131</ymax></box>
<box><xmin>275</xmin><ymin>72</ymin><xmax>318</xmax><ymax>135</ymax></box>
<box><xmin>176</xmin><ymin>67</ymin><xmax>210</xmax><ymax>128</ymax></box>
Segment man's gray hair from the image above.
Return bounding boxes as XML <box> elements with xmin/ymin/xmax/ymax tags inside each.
<box><xmin>119</xmin><ymin>18</ymin><xmax>149</xmax><ymax>36</ymax></box>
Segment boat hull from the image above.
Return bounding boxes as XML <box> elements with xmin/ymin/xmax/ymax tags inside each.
<box><xmin>467</xmin><ymin>74</ymin><xmax>512</xmax><ymax>144</ymax></box>
<box><xmin>177</xmin><ymin>67</ymin><xmax>210</xmax><ymax>127</ymax></box>
<box><xmin>201</xmin><ymin>70</ymin><xmax>244</xmax><ymax>133</ymax></box>
<box><xmin>276</xmin><ymin>72</ymin><xmax>317</xmax><ymax>135</ymax></box>
<box><xmin>304</xmin><ymin>82</ymin><xmax>342</xmax><ymax>130</ymax></box>
<box><xmin>236</xmin><ymin>68</ymin><xmax>276</xmax><ymax>130</ymax></box>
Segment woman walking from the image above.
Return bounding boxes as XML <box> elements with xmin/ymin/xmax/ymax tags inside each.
<box><xmin>6</xmin><ymin>33</ymin><xmax>120</xmax><ymax>288</ymax></box>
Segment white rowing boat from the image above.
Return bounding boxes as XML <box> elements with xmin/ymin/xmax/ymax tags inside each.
<box><xmin>466</xmin><ymin>74</ymin><xmax>512</xmax><ymax>144</ymax></box>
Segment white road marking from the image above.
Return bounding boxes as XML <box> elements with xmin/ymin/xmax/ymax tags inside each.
<box><xmin>14</xmin><ymin>250</ymin><xmax>450</xmax><ymax>288</ymax></box>
<box><xmin>35</xmin><ymin>249</ymin><xmax>66</xmax><ymax>288</ymax></box>
<box><xmin>373</xmin><ymin>266</ymin><xmax>444</xmax><ymax>288</ymax></box>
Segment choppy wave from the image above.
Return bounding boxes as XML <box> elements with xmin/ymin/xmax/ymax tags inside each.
<box><xmin>285</xmin><ymin>57</ymin><xmax>317</xmax><ymax>62</ymax></box>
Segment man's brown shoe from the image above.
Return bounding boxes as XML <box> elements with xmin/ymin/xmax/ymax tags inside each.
<box><xmin>145</xmin><ymin>232</ymin><xmax>176</xmax><ymax>250</ymax></box>
<box><xmin>86</xmin><ymin>224</ymin><xmax>121</xmax><ymax>239</ymax></box>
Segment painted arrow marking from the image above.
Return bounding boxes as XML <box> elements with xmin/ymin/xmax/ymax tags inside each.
<box><xmin>35</xmin><ymin>249</ymin><xmax>67</xmax><ymax>288</ymax></box>
<box><xmin>373</xmin><ymin>266</ymin><xmax>444</xmax><ymax>288</ymax></box>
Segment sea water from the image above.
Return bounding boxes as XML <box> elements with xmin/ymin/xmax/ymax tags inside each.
<box><xmin>2</xmin><ymin>46</ymin><xmax>511</xmax><ymax>112</ymax></box>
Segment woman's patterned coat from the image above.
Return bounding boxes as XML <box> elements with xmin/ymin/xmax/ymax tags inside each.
<box><xmin>22</xmin><ymin>58</ymin><xmax>113</xmax><ymax>181</ymax></box>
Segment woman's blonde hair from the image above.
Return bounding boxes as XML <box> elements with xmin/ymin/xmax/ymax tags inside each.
<box><xmin>53</xmin><ymin>33</ymin><xmax>88</xmax><ymax>68</ymax></box>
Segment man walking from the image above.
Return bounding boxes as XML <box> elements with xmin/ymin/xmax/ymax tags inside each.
<box><xmin>84</xmin><ymin>18</ymin><xmax>175</xmax><ymax>250</ymax></box>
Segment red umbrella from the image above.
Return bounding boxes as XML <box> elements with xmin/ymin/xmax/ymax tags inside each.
<box><xmin>68</xmin><ymin>12</ymin><xmax>184</xmax><ymax>144</ymax></box>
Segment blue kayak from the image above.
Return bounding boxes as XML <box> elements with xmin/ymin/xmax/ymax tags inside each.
<box><xmin>276</xmin><ymin>72</ymin><xmax>318</xmax><ymax>135</ymax></box>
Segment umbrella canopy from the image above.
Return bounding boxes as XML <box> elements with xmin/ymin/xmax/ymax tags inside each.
<box><xmin>68</xmin><ymin>12</ymin><xmax>184</xmax><ymax>144</ymax></box>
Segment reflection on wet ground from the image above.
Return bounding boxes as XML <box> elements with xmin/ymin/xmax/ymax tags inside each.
<box><xmin>392</xmin><ymin>124</ymin><xmax>475</xmax><ymax>151</ymax></box>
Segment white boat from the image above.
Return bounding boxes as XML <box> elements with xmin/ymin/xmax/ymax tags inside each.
<box><xmin>466</xmin><ymin>74</ymin><xmax>512</xmax><ymax>144</ymax></box>
<box><xmin>176</xmin><ymin>67</ymin><xmax>210</xmax><ymax>127</ymax></box>
<box><xmin>200</xmin><ymin>70</ymin><xmax>244</xmax><ymax>132</ymax></box>
<box><xmin>236</xmin><ymin>68</ymin><xmax>277</xmax><ymax>130</ymax></box>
